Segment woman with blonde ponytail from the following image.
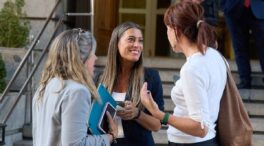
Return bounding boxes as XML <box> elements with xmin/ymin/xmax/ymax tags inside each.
<box><xmin>140</xmin><ymin>1</ymin><xmax>226</xmax><ymax>146</ymax></box>
<box><xmin>32</xmin><ymin>29</ymin><xmax>117</xmax><ymax>146</ymax></box>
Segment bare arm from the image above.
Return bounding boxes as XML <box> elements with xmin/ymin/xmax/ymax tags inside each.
<box><xmin>181</xmin><ymin>0</ymin><xmax>204</xmax><ymax>4</ymax></box>
<box><xmin>117</xmin><ymin>101</ymin><xmax>161</xmax><ymax>131</ymax></box>
<box><xmin>135</xmin><ymin>110</ymin><xmax>161</xmax><ymax>132</ymax></box>
<box><xmin>153</xmin><ymin>110</ymin><xmax>208</xmax><ymax>137</ymax></box>
<box><xmin>140</xmin><ymin>82</ymin><xmax>208</xmax><ymax>137</ymax></box>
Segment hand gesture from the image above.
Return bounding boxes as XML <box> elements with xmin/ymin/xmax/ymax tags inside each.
<box><xmin>181</xmin><ymin>0</ymin><xmax>204</xmax><ymax>4</ymax></box>
<box><xmin>140</xmin><ymin>82</ymin><xmax>159</xmax><ymax>114</ymax></box>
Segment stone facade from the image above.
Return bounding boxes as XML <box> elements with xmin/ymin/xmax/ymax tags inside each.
<box><xmin>0</xmin><ymin>47</ymin><xmax>27</xmax><ymax>91</ymax></box>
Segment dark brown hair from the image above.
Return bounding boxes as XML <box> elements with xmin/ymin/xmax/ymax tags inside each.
<box><xmin>164</xmin><ymin>1</ymin><xmax>217</xmax><ymax>54</ymax></box>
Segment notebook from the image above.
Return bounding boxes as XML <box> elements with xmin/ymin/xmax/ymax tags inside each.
<box><xmin>88</xmin><ymin>83</ymin><xmax>117</xmax><ymax>135</ymax></box>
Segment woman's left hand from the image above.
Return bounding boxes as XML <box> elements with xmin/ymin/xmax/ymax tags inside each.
<box><xmin>117</xmin><ymin>101</ymin><xmax>139</xmax><ymax>120</ymax></box>
<box><xmin>140</xmin><ymin>82</ymin><xmax>159</xmax><ymax>114</ymax></box>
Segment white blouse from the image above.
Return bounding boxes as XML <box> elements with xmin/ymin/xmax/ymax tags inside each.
<box><xmin>167</xmin><ymin>48</ymin><xmax>227</xmax><ymax>143</ymax></box>
<box><xmin>112</xmin><ymin>92</ymin><xmax>126</xmax><ymax>138</ymax></box>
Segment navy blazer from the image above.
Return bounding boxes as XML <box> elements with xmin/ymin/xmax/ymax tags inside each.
<box><xmin>251</xmin><ymin>0</ymin><xmax>264</xmax><ymax>19</ymax></box>
<box><xmin>221</xmin><ymin>0</ymin><xmax>264</xmax><ymax>19</ymax></box>
<box><xmin>94</xmin><ymin>68</ymin><xmax>164</xmax><ymax>146</ymax></box>
<box><xmin>118</xmin><ymin>68</ymin><xmax>164</xmax><ymax>146</ymax></box>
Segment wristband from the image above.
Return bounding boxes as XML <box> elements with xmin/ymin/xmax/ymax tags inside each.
<box><xmin>133</xmin><ymin>109</ymin><xmax>141</xmax><ymax>120</ymax></box>
<box><xmin>161</xmin><ymin>112</ymin><xmax>170</xmax><ymax>125</ymax></box>
<box><xmin>109</xmin><ymin>132</ymin><xmax>117</xmax><ymax>143</ymax></box>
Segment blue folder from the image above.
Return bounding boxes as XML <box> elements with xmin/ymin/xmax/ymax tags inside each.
<box><xmin>88</xmin><ymin>83</ymin><xmax>117</xmax><ymax>135</ymax></box>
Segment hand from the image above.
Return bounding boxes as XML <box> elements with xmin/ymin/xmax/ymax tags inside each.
<box><xmin>181</xmin><ymin>0</ymin><xmax>204</xmax><ymax>4</ymax></box>
<box><xmin>192</xmin><ymin>0</ymin><xmax>204</xmax><ymax>4</ymax></box>
<box><xmin>140</xmin><ymin>82</ymin><xmax>159</xmax><ymax>114</ymax></box>
<box><xmin>106</xmin><ymin>111</ymin><xmax>117</xmax><ymax>137</ymax></box>
<box><xmin>117</xmin><ymin>101</ymin><xmax>139</xmax><ymax>120</ymax></box>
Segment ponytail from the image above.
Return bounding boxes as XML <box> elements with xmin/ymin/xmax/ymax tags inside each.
<box><xmin>197</xmin><ymin>20</ymin><xmax>217</xmax><ymax>54</ymax></box>
<box><xmin>164</xmin><ymin>1</ymin><xmax>218</xmax><ymax>55</ymax></box>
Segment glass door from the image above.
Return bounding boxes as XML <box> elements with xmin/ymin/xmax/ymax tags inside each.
<box><xmin>118</xmin><ymin>0</ymin><xmax>174</xmax><ymax>57</ymax></box>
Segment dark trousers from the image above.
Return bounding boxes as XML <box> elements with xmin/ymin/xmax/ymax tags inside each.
<box><xmin>224</xmin><ymin>3</ymin><xmax>264</xmax><ymax>83</ymax></box>
<box><xmin>168</xmin><ymin>138</ymin><xmax>218</xmax><ymax>146</ymax></box>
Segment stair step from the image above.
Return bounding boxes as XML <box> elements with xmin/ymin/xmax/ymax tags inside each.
<box><xmin>159</xmin><ymin>117</ymin><xmax>264</xmax><ymax>134</ymax></box>
<box><xmin>153</xmin><ymin>130</ymin><xmax>264</xmax><ymax>146</ymax></box>
<box><xmin>96</xmin><ymin>56</ymin><xmax>264</xmax><ymax>87</ymax></box>
<box><xmin>22</xmin><ymin>124</ymin><xmax>32</xmax><ymax>139</ymax></box>
<box><xmin>252</xmin><ymin>118</ymin><xmax>264</xmax><ymax>133</ymax></box>
<box><xmin>158</xmin><ymin>70</ymin><xmax>264</xmax><ymax>86</ymax></box>
<box><xmin>13</xmin><ymin>140</ymin><xmax>32</xmax><ymax>146</ymax></box>
<box><xmin>15</xmin><ymin>132</ymin><xmax>264</xmax><ymax>146</ymax></box>
<box><xmin>162</xmin><ymin>84</ymin><xmax>264</xmax><ymax>101</ymax></box>
<box><xmin>253</xmin><ymin>134</ymin><xmax>264</xmax><ymax>146</ymax></box>
<box><xmin>96</xmin><ymin>57</ymin><xmax>263</xmax><ymax>73</ymax></box>
<box><xmin>164</xmin><ymin>99</ymin><xmax>264</xmax><ymax>117</ymax></box>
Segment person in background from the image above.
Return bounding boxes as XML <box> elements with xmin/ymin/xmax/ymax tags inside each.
<box><xmin>32</xmin><ymin>29</ymin><xmax>117</xmax><ymax>146</ymax></box>
<box><xmin>141</xmin><ymin>2</ymin><xmax>226</xmax><ymax>146</ymax></box>
<box><xmin>180</xmin><ymin>0</ymin><xmax>219</xmax><ymax>49</ymax></box>
<box><xmin>181</xmin><ymin>0</ymin><xmax>219</xmax><ymax>26</ymax></box>
<box><xmin>98</xmin><ymin>21</ymin><xmax>164</xmax><ymax>146</ymax></box>
<box><xmin>221</xmin><ymin>0</ymin><xmax>264</xmax><ymax>89</ymax></box>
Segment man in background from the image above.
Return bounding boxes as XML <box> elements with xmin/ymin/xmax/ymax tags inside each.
<box><xmin>221</xmin><ymin>0</ymin><xmax>264</xmax><ymax>89</ymax></box>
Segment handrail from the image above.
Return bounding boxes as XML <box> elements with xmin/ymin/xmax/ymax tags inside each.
<box><xmin>0</xmin><ymin>0</ymin><xmax>62</xmax><ymax>103</ymax></box>
<box><xmin>0</xmin><ymin>0</ymin><xmax>94</xmax><ymax>144</ymax></box>
<box><xmin>0</xmin><ymin>123</ymin><xmax>6</xmax><ymax>145</ymax></box>
<box><xmin>66</xmin><ymin>12</ymin><xmax>93</xmax><ymax>16</ymax></box>
<box><xmin>90</xmin><ymin>0</ymin><xmax>94</xmax><ymax>34</ymax></box>
<box><xmin>1</xmin><ymin>17</ymin><xmax>64</xmax><ymax>124</ymax></box>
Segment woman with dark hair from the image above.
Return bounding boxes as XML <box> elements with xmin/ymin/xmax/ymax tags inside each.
<box><xmin>140</xmin><ymin>2</ymin><xmax>226</xmax><ymax>146</ymax></box>
<box><xmin>99</xmin><ymin>21</ymin><xmax>164</xmax><ymax>146</ymax></box>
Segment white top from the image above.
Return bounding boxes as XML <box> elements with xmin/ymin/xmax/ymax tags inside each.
<box><xmin>112</xmin><ymin>92</ymin><xmax>126</xmax><ymax>138</ymax></box>
<box><xmin>32</xmin><ymin>78</ymin><xmax>110</xmax><ymax>146</ymax></box>
<box><xmin>167</xmin><ymin>48</ymin><xmax>227</xmax><ymax>143</ymax></box>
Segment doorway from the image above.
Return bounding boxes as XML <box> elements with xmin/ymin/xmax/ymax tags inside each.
<box><xmin>66</xmin><ymin>0</ymin><xmax>91</xmax><ymax>30</ymax></box>
<box><xmin>118</xmin><ymin>0</ymin><xmax>171</xmax><ymax>57</ymax></box>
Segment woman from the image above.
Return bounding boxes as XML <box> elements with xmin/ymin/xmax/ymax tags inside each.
<box><xmin>140</xmin><ymin>2</ymin><xmax>226</xmax><ymax>146</ymax></box>
<box><xmin>32</xmin><ymin>29</ymin><xmax>117</xmax><ymax>146</ymax></box>
<box><xmin>99</xmin><ymin>21</ymin><xmax>164</xmax><ymax>146</ymax></box>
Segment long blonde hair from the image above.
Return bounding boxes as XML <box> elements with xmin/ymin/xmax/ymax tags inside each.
<box><xmin>37</xmin><ymin>29</ymin><xmax>98</xmax><ymax>102</ymax></box>
<box><xmin>100</xmin><ymin>22</ymin><xmax>144</xmax><ymax>109</ymax></box>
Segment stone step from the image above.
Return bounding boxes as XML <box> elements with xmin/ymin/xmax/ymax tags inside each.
<box><xmin>162</xmin><ymin>84</ymin><xmax>264</xmax><ymax>102</ymax></box>
<box><xmin>152</xmin><ymin>130</ymin><xmax>264</xmax><ymax>146</ymax></box>
<box><xmin>158</xmin><ymin>70</ymin><xmax>264</xmax><ymax>86</ymax></box>
<box><xmin>96</xmin><ymin>57</ymin><xmax>264</xmax><ymax>87</ymax></box>
<box><xmin>252</xmin><ymin>118</ymin><xmax>264</xmax><ymax>133</ymax></box>
<box><xmin>161</xmin><ymin>99</ymin><xmax>264</xmax><ymax>133</ymax></box>
<box><xmin>14</xmin><ymin>129</ymin><xmax>264</xmax><ymax>146</ymax></box>
<box><xmin>163</xmin><ymin>99</ymin><xmax>264</xmax><ymax>117</ymax></box>
<box><xmin>22</xmin><ymin>124</ymin><xmax>32</xmax><ymax>139</ymax></box>
<box><xmin>13</xmin><ymin>140</ymin><xmax>32</xmax><ymax>146</ymax></box>
<box><xmin>96</xmin><ymin>56</ymin><xmax>263</xmax><ymax>73</ymax></box>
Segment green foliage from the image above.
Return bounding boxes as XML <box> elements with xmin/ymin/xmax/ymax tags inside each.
<box><xmin>0</xmin><ymin>0</ymin><xmax>30</xmax><ymax>48</ymax></box>
<box><xmin>0</xmin><ymin>54</ymin><xmax>6</xmax><ymax>92</ymax></box>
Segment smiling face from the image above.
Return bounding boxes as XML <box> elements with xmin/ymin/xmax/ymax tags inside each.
<box><xmin>117</xmin><ymin>28</ymin><xmax>143</xmax><ymax>63</ymax></box>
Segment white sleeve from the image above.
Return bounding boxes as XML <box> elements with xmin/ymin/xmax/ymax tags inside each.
<box><xmin>181</xmin><ymin>66</ymin><xmax>210</xmax><ymax>128</ymax></box>
<box><xmin>61</xmin><ymin>88</ymin><xmax>110</xmax><ymax>146</ymax></box>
